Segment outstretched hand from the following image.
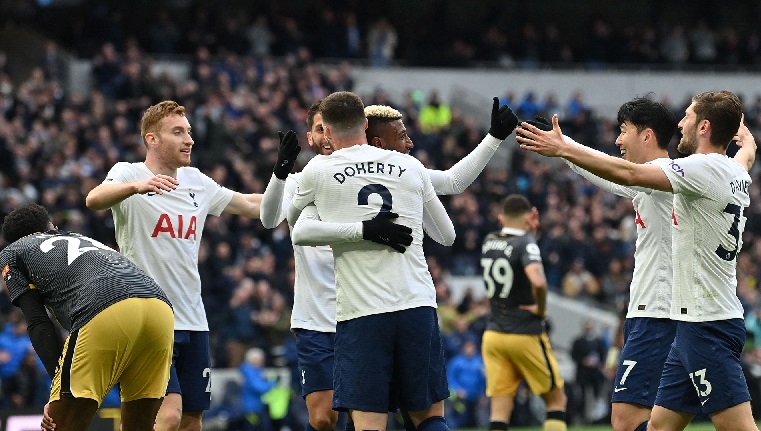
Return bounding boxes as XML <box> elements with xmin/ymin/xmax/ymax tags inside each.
<box><xmin>734</xmin><ymin>114</ymin><xmax>756</xmax><ymax>149</ymax></box>
<box><xmin>487</xmin><ymin>97</ymin><xmax>519</xmax><ymax>140</ymax></box>
<box><xmin>516</xmin><ymin>114</ymin><xmax>568</xmax><ymax>157</ymax></box>
<box><xmin>525</xmin><ymin>115</ymin><xmax>552</xmax><ymax>132</ymax></box>
<box><xmin>273</xmin><ymin>130</ymin><xmax>301</xmax><ymax>179</ymax></box>
<box><xmin>362</xmin><ymin>212</ymin><xmax>413</xmax><ymax>253</ymax></box>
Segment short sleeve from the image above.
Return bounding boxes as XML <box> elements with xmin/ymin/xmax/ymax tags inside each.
<box><xmin>652</xmin><ymin>155</ymin><xmax>710</xmax><ymax>197</ymax></box>
<box><xmin>197</xmin><ymin>171</ymin><xmax>234</xmax><ymax>216</ymax></box>
<box><xmin>102</xmin><ymin>162</ymin><xmax>133</xmax><ymax>184</ymax></box>
<box><xmin>519</xmin><ymin>237</ymin><xmax>543</xmax><ymax>268</ymax></box>
<box><xmin>1</xmin><ymin>250</ymin><xmax>32</xmax><ymax>304</ymax></box>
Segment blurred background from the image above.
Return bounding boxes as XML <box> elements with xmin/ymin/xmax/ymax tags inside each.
<box><xmin>1</xmin><ymin>0</ymin><xmax>761</xmax><ymax>429</ymax></box>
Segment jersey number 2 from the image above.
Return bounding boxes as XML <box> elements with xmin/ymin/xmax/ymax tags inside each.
<box><xmin>40</xmin><ymin>236</ymin><xmax>114</xmax><ymax>265</ymax></box>
<box><xmin>357</xmin><ymin>184</ymin><xmax>393</xmax><ymax>214</ymax></box>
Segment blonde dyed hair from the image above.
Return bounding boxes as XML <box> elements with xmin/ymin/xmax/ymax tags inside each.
<box><xmin>140</xmin><ymin>100</ymin><xmax>186</xmax><ymax>147</ymax></box>
<box><xmin>364</xmin><ymin>105</ymin><xmax>402</xmax><ymax>120</ymax></box>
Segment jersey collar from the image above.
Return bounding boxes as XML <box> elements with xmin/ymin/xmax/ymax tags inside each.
<box><xmin>501</xmin><ymin>227</ymin><xmax>527</xmax><ymax>236</ymax></box>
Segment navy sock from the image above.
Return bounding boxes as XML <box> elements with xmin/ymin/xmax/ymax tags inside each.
<box><xmin>634</xmin><ymin>421</ymin><xmax>648</xmax><ymax>431</ymax></box>
<box><xmin>489</xmin><ymin>421</ymin><xmax>508</xmax><ymax>431</ymax></box>
<box><xmin>417</xmin><ymin>416</ymin><xmax>449</xmax><ymax>431</ymax></box>
<box><xmin>344</xmin><ymin>421</ymin><xmax>355</xmax><ymax>431</ymax></box>
<box><xmin>402</xmin><ymin>412</ymin><xmax>416</xmax><ymax>431</ymax></box>
<box><xmin>306</xmin><ymin>423</ymin><xmax>320</xmax><ymax>431</ymax></box>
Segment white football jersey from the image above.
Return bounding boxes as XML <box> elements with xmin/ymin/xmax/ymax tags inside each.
<box><xmin>103</xmin><ymin>162</ymin><xmax>234</xmax><ymax>330</ymax></box>
<box><xmin>282</xmin><ymin>174</ymin><xmax>338</xmax><ymax>333</ymax></box>
<box><xmin>654</xmin><ymin>154</ymin><xmax>751</xmax><ymax>322</ymax></box>
<box><xmin>567</xmin><ymin>156</ymin><xmax>673</xmax><ymax>319</ymax></box>
<box><xmin>265</xmin><ymin>136</ymin><xmax>501</xmax><ymax>332</ymax></box>
<box><xmin>291</xmin><ymin>145</ymin><xmax>439</xmax><ymax>322</ymax></box>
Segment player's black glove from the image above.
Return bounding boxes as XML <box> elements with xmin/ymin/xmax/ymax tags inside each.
<box><xmin>525</xmin><ymin>115</ymin><xmax>552</xmax><ymax>132</ymax></box>
<box><xmin>362</xmin><ymin>212</ymin><xmax>413</xmax><ymax>253</ymax></box>
<box><xmin>273</xmin><ymin>130</ymin><xmax>301</xmax><ymax>180</ymax></box>
<box><xmin>488</xmin><ymin>97</ymin><xmax>519</xmax><ymax>140</ymax></box>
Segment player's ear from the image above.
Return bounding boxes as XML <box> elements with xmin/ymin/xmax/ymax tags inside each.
<box><xmin>370</xmin><ymin>136</ymin><xmax>383</xmax><ymax>148</ymax></box>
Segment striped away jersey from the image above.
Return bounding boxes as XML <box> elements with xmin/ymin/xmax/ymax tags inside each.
<box><xmin>0</xmin><ymin>231</ymin><xmax>170</xmax><ymax>332</ymax></box>
<box><xmin>103</xmin><ymin>162</ymin><xmax>233</xmax><ymax>331</ymax></box>
<box><xmin>654</xmin><ymin>154</ymin><xmax>751</xmax><ymax>322</ymax></box>
<box><xmin>481</xmin><ymin>227</ymin><xmax>544</xmax><ymax>335</ymax></box>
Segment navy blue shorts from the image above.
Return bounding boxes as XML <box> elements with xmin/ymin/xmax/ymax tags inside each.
<box><xmin>611</xmin><ymin>317</ymin><xmax>677</xmax><ymax>406</ymax></box>
<box><xmin>294</xmin><ymin>329</ymin><xmax>336</xmax><ymax>398</ymax></box>
<box><xmin>655</xmin><ymin>319</ymin><xmax>749</xmax><ymax>415</ymax></box>
<box><xmin>333</xmin><ymin>307</ymin><xmax>449</xmax><ymax>413</ymax></box>
<box><xmin>166</xmin><ymin>330</ymin><xmax>211</xmax><ymax>411</ymax></box>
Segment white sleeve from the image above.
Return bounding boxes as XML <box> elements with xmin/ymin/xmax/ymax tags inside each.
<box><xmin>423</xmin><ymin>196</ymin><xmax>455</xmax><ymax>246</ymax></box>
<box><xmin>103</xmin><ymin>162</ymin><xmax>133</xmax><ymax>184</ymax></box>
<box><xmin>563</xmin><ymin>136</ymin><xmax>642</xmax><ymax>198</ymax></box>
<box><xmin>289</xmin><ymin>164</ymin><xmax>318</xmax><ymax>225</ymax></box>
<box><xmin>426</xmin><ymin>134</ymin><xmax>502</xmax><ymax>195</ymax></box>
<box><xmin>653</xmin><ymin>155</ymin><xmax>709</xmax><ymax>197</ymax></box>
<box><xmin>198</xmin><ymin>170</ymin><xmax>235</xmax><ymax>216</ymax></box>
<box><xmin>291</xmin><ymin>205</ymin><xmax>364</xmax><ymax>246</ymax></box>
<box><xmin>260</xmin><ymin>174</ymin><xmax>287</xmax><ymax>229</ymax></box>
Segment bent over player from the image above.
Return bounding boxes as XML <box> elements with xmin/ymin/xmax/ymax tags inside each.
<box><xmin>0</xmin><ymin>203</ymin><xmax>173</xmax><ymax>431</ymax></box>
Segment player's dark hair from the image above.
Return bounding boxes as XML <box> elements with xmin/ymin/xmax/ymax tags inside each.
<box><xmin>691</xmin><ymin>90</ymin><xmax>742</xmax><ymax>149</ymax></box>
<box><xmin>501</xmin><ymin>194</ymin><xmax>532</xmax><ymax>217</ymax></box>
<box><xmin>617</xmin><ymin>96</ymin><xmax>677</xmax><ymax>150</ymax></box>
<box><xmin>320</xmin><ymin>91</ymin><xmax>365</xmax><ymax>135</ymax></box>
<box><xmin>306</xmin><ymin>99</ymin><xmax>322</xmax><ymax>130</ymax></box>
<box><xmin>2</xmin><ymin>203</ymin><xmax>52</xmax><ymax>243</ymax></box>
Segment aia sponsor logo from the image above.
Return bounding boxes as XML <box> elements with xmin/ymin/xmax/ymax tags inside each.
<box><xmin>151</xmin><ymin>214</ymin><xmax>197</xmax><ymax>239</ymax></box>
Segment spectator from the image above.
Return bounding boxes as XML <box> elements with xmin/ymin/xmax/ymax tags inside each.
<box><xmin>367</xmin><ymin>17</ymin><xmax>398</xmax><ymax>67</ymax></box>
<box><xmin>419</xmin><ymin>91</ymin><xmax>452</xmax><ymax>134</ymax></box>
<box><xmin>240</xmin><ymin>347</ymin><xmax>277</xmax><ymax>431</ymax></box>
<box><xmin>570</xmin><ymin>321</ymin><xmax>608</xmax><ymax>423</ymax></box>
<box><xmin>561</xmin><ymin>258</ymin><xmax>601</xmax><ymax>302</ymax></box>
<box><xmin>446</xmin><ymin>338</ymin><xmax>486</xmax><ymax>429</ymax></box>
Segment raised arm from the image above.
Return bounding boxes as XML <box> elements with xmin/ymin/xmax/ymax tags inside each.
<box><xmin>86</xmin><ymin>174</ymin><xmax>178</xmax><ymax>210</ymax></box>
<box><xmin>733</xmin><ymin>115</ymin><xmax>757</xmax><ymax>172</ymax></box>
<box><xmin>261</xmin><ymin>130</ymin><xmax>302</xmax><ymax>227</ymax></box>
<box><xmin>562</xmin><ymin>136</ymin><xmax>639</xmax><ymax>199</ymax></box>
<box><xmin>517</xmin><ymin>115</ymin><xmax>672</xmax><ymax>192</ymax></box>
<box><xmin>260</xmin><ymin>175</ymin><xmax>289</xmax><ymax>228</ymax></box>
<box><xmin>427</xmin><ymin>98</ymin><xmax>518</xmax><ymax>195</ymax></box>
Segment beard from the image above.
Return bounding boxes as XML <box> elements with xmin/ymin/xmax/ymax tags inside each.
<box><xmin>310</xmin><ymin>137</ymin><xmax>333</xmax><ymax>155</ymax></box>
<box><xmin>677</xmin><ymin>127</ymin><xmax>698</xmax><ymax>155</ymax></box>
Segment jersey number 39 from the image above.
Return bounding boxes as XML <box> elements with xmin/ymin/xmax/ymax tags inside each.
<box><xmin>481</xmin><ymin>257</ymin><xmax>514</xmax><ymax>298</ymax></box>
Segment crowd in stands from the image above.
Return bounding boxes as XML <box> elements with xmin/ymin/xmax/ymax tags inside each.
<box><xmin>12</xmin><ymin>1</ymin><xmax>761</xmax><ymax>70</ymax></box>
<box><xmin>2</xmin><ymin>4</ymin><xmax>761</xmax><ymax>427</ymax></box>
